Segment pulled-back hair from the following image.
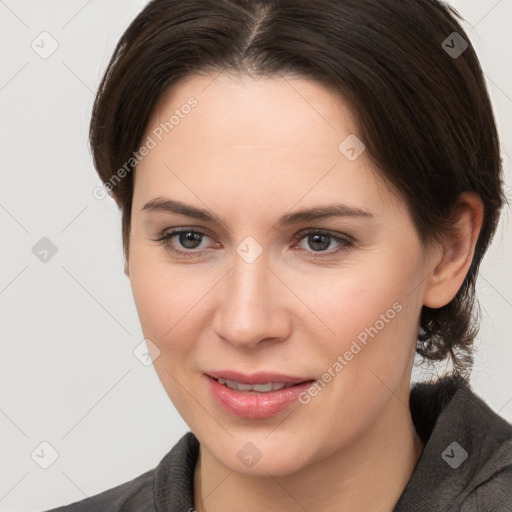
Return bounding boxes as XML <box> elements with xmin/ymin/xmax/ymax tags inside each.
<box><xmin>89</xmin><ymin>0</ymin><xmax>504</xmax><ymax>379</ymax></box>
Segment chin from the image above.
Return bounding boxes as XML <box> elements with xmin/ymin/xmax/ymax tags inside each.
<box><xmin>202</xmin><ymin>430</ymin><xmax>320</xmax><ymax>478</ymax></box>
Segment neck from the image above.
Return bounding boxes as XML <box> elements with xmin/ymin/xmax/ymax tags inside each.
<box><xmin>193</xmin><ymin>391</ymin><xmax>424</xmax><ymax>512</ymax></box>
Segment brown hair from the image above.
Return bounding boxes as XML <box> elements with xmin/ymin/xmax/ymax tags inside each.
<box><xmin>89</xmin><ymin>0</ymin><xmax>504</xmax><ymax>379</ymax></box>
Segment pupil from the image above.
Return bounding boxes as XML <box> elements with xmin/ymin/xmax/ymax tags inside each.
<box><xmin>181</xmin><ymin>231</ymin><xmax>201</xmax><ymax>249</ymax></box>
<box><xmin>309</xmin><ymin>234</ymin><xmax>329</xmax><ymax>251</ymax></box>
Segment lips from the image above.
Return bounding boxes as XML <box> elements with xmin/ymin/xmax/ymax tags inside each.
<box><xmin>205</xmin><ymin>370</ymin><xmax>316</xmax><ymax>419</ymax></box>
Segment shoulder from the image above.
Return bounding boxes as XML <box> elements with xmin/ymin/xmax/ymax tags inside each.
<box><xmin>459</xmin><ymin>465</ymin><xmax>512</xmax><ymax>511</ymax></box>
<box><xmin>40</xmin><ymin>432</ymin><xmax>199</xmax><ymax>512</ymax></box>
<box><xmin>410</xmin><ymin>374</ymin><xmax>512</xmax><ymax>447</ymax></box>
<box><xmin>456</xmin><ymin>400</ymin><xmax>512</xmax><ymax>511</ymax></box>
<box><xmin>41</xmin><ymin>467</ymin><xmax>155</xmax><ymax>512</ymax></box>
<box><xmin>395</xmin><ymin>375</ymin><xmax>512</xmax><ymax>511</ymax></box>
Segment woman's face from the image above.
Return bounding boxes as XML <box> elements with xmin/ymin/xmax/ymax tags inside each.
<box><xmin>128</xmin><ymin>73</ymin><xmax>435</xmax><ymax>476</ymax></box>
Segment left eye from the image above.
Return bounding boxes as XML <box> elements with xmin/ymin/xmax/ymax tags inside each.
<box><xmin>154</xmin><ymin>229</ymin><xmax>352</xmax><ymax>257</ymax></box>
<box><xmin>296</xmin><ymin>231</ymin><xmax>352</xmax><ymax>255</ymax></box>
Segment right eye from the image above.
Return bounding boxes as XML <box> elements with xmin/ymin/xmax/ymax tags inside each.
<box><xmin>154</xmin><ymin>228</ymin><xmax>216</xmax><ymax>256</ymax></box>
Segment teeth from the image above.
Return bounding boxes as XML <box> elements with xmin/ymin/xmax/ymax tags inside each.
<box><xmin>217</xmin><ymin>378</ymin><xmax>295</xmax><ymax>392</ymax></box>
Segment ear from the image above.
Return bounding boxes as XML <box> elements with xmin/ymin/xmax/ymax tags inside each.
<box><xmin>124</xmin><ymin>259</ymin><xmax>129</xmax><ymax>277</ymax></box>
<box><xmin>422</xmin><ymin>192</ymin><xmax>484</xmax><ymax>309</ymax></box>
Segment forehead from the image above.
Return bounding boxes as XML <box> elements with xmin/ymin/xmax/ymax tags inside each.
<box><xmin>134</xmin><ymin>72</ymin><xmax>401</xmax><ymax>216</ymax></box>
<box><xmin>145</xmin><ymin>72</ymin><xmax>358</xmax><ymax>151</ymax></box>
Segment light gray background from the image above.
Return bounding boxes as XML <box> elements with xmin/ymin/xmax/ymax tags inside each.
<box><xmin>0</xmin><ymin>1</ymin><xmax>511</xmax><ymax>510</ymax></box>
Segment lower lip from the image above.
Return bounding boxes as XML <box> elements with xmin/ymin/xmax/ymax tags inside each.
<box><xmin>205</xmin><ymin>375</ymin><xmax>314</xmax><ymax>419</ymax></box>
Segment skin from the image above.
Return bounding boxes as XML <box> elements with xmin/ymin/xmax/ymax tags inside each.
<box><xmin>125</xmin><ymin>72</ymin><xmax>483</xmax><ymax>511</ymax></box>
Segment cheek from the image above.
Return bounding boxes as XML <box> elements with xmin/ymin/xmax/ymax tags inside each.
<box><xmin>128</xmin><ymin>255</ymin><xmax>210</xmax><ymax>417</ymax></box>
<box><xmin>309</xmin><ymin>267</ymin><xmax>416</xmax><ymax>340</ymax></box>
<box><xmin>308</xmin><ymin>253</ymin><xmax>423</xmax><ymax>376</ymax></box>
<box><xmin>128</xmin><ymin>250</ymin><xmax>219</xmax><ymax>355</ymax></box>
<box><xmin>131</xmin><ymin>272</ymin><xmax>188</xmax><ymax>343</ymax></box>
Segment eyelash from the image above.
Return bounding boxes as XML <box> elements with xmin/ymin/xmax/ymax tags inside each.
<box><xmin>153</xmin><ymin>228</ymin><xmax>353</xmax><ymax>259</ymax></box>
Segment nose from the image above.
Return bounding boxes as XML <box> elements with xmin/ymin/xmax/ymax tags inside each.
<box><xmin>212</xmin><ymin>249</ymin><xmax>291</xmax><ymax>349</ymax></box>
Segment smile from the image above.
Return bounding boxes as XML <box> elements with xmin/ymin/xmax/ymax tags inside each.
<box><xmin>205</xmin><ymin>374</ymin><xmax>316</xmax><ymax>419</ymax></box>
<box><xmin>216</xmin><ymin>378</ymin><xmax>297</xmax><ymax>392</ymax></box>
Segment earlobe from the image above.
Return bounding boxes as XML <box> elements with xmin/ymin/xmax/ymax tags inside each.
<box><xmin>124</xmin><ymin>260</ymin><xmax>129</xmax><ymax>277</ymax></box>
<box><xmin>422</xmin><ymin>192</ymin><xmax>484</xmax><ymax>309</ymax></box>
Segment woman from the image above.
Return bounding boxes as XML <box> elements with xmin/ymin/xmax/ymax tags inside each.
<box><xmin>45</xmin><ymin>0</ymin><xmax>511</xmax><ymax>510</ymax></box>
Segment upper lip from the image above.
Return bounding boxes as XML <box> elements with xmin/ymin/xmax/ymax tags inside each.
<box><xmin>206</xmin><ymin>370</ymin><xmax>314</xmax><ymax>385</ymax></box>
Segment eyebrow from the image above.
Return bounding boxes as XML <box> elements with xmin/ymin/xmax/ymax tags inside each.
<box><xmin>141</xmin><ymin>197</ymin><xmax>374</xmax><ymax>228</ymax></box>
